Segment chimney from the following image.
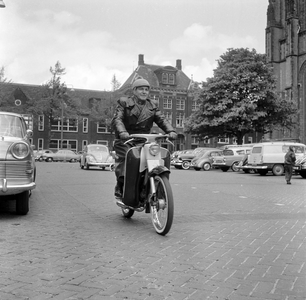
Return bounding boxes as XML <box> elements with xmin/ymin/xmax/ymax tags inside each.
<box><xmin>138</xmin><ymin>54</ymin><xmax>144</xmax><ymax>66</ymax></box>
<box><xmin>176</xmin><ymin>59</ymin><xmax>182</xmax><ymax>70</ymax></box>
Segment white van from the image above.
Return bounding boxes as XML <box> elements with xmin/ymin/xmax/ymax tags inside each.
<box><xmin>242</xmin><ymin>141</ymin><xmax>306</xmax><ymax>176</ymax></box>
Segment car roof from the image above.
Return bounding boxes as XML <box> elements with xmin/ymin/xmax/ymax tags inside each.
<box><xmin>0</xmin><ymin>111</ymin><xmax>23</xmax><ymax>117</ymax></box>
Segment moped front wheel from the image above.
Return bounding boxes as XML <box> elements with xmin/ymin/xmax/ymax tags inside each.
<box><xmin>121</xmin><ymin>207</ymin><xmax>134</xmax><ymax>218</ymax></box>
<box><xmin>151</xmin><ymin>174</ymin><xmax>174</xmax><ymax>236</ymax></box>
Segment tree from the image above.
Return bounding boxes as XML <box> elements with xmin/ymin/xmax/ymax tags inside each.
<box><xmin>110</xmin><ymin>74</ymin><xmax>121</xmax><ymax>92</ymax></box>
<box><xmin>0</xmin><ymin>66</ymin><xmax>12</xmax><ymax>109</ymax></box>
<box><xmin>31</xmin><ymin>61</ymin><xmax>82</xmax><ymax>148</ymax></box>
<box><xmin>184</xmin><ymin>48</ymin><xmax>297</xmax><ymax>145</ymax></box>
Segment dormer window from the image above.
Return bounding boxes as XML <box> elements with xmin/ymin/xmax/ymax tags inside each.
<box><xmin>162</xmin><ymin>73</ymin><xmax>168</xmax><ymax>84</ymax></box>
<box><xmin>169</xmin><ymin>74</ymin><xmax>175</xmax><ymax>85</ymax></box>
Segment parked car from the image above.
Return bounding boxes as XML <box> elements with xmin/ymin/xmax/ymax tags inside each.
<box><xmin>0</xmin><ymin>112</ymin><xmax>36</xmax><ymax>215</ymax></box>
<box><xmin>212</xmin><ymin>146</ymin><xmax>253</xmax><ymax>172</ymax></box>
<box><xmin>240</xmin><ymin>141</ymin><xmax>306</xmax><ymax>176</ymax></box>
<box><xmin>42</xmin><ymin>149</ymin><xmax>81</xmax><ymax>162</ymax></box>
<box><xmin>295</xmin><ymin>154</ymin><xmax>306</xmax><ymax>178</ymax></box>
<box><xmin>34</xmin><ymin>149</ymin><xmax>54</xmax><ymax>161</ymax></box>
<box><xmin>80</xmin><ymin>144</ymin><xmax>115</xmax><ymax>171</ymax></box>
<box><xmin>191</xmin><ymin>149</ymin><xmax>223</xmax><ymax>171</ymax></box>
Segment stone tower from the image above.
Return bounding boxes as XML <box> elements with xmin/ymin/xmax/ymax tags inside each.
<box><xmin>266</xmin><ymin>0</ymin><xmax>306</xmax><ymax>143</ymax></box>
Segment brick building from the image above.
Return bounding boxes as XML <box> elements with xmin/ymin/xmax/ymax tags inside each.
<box><xmin>0</xmin><ymin>82</ymin><xmax>113</xmax><ymax>152</ymax></box>
<box><xmin>266</xmin><ymin>0</ymin><xmax>306</xmax><ymax>143</ymax></box>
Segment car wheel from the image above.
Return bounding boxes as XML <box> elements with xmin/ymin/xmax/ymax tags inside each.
<box><xmin>16</xmin><ymin>191</ymin><xmax>29</xmax><ymax>215</ymax></box>
<box><xmin>231</xmin><ymin>162</ymin><xmax>240</xmax><ymax>172</ymax></box>
<box><xmin>202</xmin><ymin>162</ymin><xmax>211</xmax><ymax>171</ymax></box>
<box><xmin>46</xmin><ymin>157</ymin><xmax>53</xmax><ymax>162</ymax></box>
<box><xmin>258</xmin><ymin>170</ymin><xmax>268</xmax><ymax>176</ymax></box>
<box><xmin>221</xmin><ymin>167</ymin><xmax>229</xmax><ymax>172</ymax></box>
<box><xmin>70</xmin><ymin>158</ymin><xmax>76</xmax><ymax>163</ymax></box>
<box><xmin>38</xmin><ymin>157</ymin><xmax>43</xmax><ymax>162</ymax></box>
<box><xmin>181</xmin><ymin>161</ymin><xmax>190</xmax><ymax>170</ymax></box>
<box><xmin>85</xmin><ymin>161</ymin><xmax>90</xmax><ymax>170</ymax></box>
<box><xmin>272</xmin><ymin>164</ymin><xmax>284</xmax><ymax>176</ymax></box>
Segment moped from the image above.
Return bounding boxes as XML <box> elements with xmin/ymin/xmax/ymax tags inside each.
<box><xmin>115</xmin><ymin>133</ymin><xmax>174</xmax><ymax>236</ymax></box>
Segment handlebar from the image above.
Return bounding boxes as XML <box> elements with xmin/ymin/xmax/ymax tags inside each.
<box><xmin>124</xmin><ymin>133</ymin><xmax>174</xmax><ymax>146</ymax></box>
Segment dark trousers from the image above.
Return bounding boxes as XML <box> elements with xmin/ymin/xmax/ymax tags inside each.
<box><xmin>284</xmin><ymin>164</ymin><xmax>293</xmax><ymax>182</ymax></box>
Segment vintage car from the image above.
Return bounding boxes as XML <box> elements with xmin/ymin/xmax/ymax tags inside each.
<box><xmin>171</xmin><ymin>147</ymin><xmax>214</xmax><ymax>170</ymax></box>
<box><xmin>212</xmin><ymin>146</ymin><xmax>253</xmax><ymax>172</ymax></box>
<box><xmin>191</xmin><ymin>149</ymin><xmax>223</xmax><ymax>171</ymax></box>
<box><xmin>0</xmin><ymin>112</ymin><xmax>36</xmax><ymax>215</ymax></box>
<box><xmin>80</xmin><ymin>144</ymin><xmax>115</xmax><ymax>171</ymax></box>
<box><xmin>42</xmin><ymin>149</ymin><xmax>81</xmax><ymax>162</ymax></box>
<box><xmin>34</xmin><ymin>149</ymin><xmax>54</xmax><ymax>161</ymax></box>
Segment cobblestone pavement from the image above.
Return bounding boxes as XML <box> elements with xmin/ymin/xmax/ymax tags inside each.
<box><xmin>0</xmin><ymin>163</ymin><xmax>305</xmax><ymax>300</ymax></box>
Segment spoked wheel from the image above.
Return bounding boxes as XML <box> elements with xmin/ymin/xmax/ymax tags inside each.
<box><xmin>151</xmin><ymin>174</ymin><xmax>174</xmax><ymax>236</ymax></box>
<box><xmin>121</xmin><ymin>207</ymin><xmax>134</xmax><ymax>218</ymax></box>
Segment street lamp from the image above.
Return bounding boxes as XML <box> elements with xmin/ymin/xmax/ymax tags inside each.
<box><xmin>0</xmin><ymin>0</ymin><xmax>5</xmax><ymax>8</ymax></box>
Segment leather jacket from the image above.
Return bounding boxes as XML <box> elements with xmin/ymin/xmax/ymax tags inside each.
<box><xmin>111</xmin><ymin>96</ymin><xmax>175</xmax><ymax>138</ymax></box>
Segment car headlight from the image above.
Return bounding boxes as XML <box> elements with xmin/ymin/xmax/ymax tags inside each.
<box><xmin>10</xmin><ymin>142</ymin><xmax>30</xmax><ymax>159</ymax></box>
<box><xmin>149</xmin><ymin>143</ymin><xmax>160</xmax><ymax>156</ymax></box>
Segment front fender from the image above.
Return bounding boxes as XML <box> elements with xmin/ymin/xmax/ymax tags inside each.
<box><xmin>148</xmin><ymin>165</ymin><xmax>170</xmax><ymax>178</ymax></box>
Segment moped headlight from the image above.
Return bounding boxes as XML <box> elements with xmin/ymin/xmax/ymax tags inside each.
<box><xmin>10</xmin><ymin>142</ymin><xmax>30</xmax><ymax>159</ymax></box>
<box><xmin>149</xmin><ymin>144</ymin><xmax>160</xmax><ymax>156</ymax></box>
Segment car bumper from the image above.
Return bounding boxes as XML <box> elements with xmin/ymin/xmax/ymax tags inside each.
<box><xmin>0</xmin><ymin>180</ymin><xmax>36</xmax><ymax>196</ymax></box>
<box><xmin>241</xmin><ymin>165</ymin><xmax>268</xmax><ymax>170</ymax></box>
<box><xmin>88</xmin><ymin>162</ymin><xmax>114</xmax><ymax>167</ymax></box>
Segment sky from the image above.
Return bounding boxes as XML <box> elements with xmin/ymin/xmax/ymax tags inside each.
<box><xmin>0</xmin><ymin>0</ymin><xmax>268</xmax><ymax>91</ymax></box>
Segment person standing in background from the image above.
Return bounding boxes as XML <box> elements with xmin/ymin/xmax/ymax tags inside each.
<box><xmin>284</xmin><ymin>146</ymin><xmax>296</xmax><ymax>184</ymax></box>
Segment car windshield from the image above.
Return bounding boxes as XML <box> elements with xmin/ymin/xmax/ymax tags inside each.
<box><xmin>0</xmin><ymin>114</ymin><xmax>24</xmax><ymax>138</ymax></box>
<box><xmin>88</xmin><ymin>145</ymin><xmax>107</xmax><ymax>153</ymax></box>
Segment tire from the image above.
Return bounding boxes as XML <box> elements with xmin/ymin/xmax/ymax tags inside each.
<box><xmin>151</xmin><ymin>174</ymin><xmax>174</xmax><ymax>236</ymax></box>
<box><xmin>299</xmin><ymin>170</ymin><xmax>306</xmax><ymax>179</ymax></box>
<box><xmin>272</xmin><ymin>164</ymin><xmax>284</xmax><ymax>176</ymax></box>
<box><xmin>231</xmin><ymin>162</ymin><xmax>240</xmax><ymax>172</ymax></box>
<box><xmin>221</xmin><ymin>167</ymin><xmax>229</xmax><ymax>172</ymax></box>
<box><xmin>202</xmin><ymin>162</ymin><xmax>211</xmax><ymax>171</ymax></box>
<box><xmin>181</xmin><ymin>161</ymin><xmax>190</xmax><ymax>170</ymax></box>
<box><xmin>16</xmin><ymin>191</ymin><xmax>29</xmax><ymax>215</ymax></box>
<box><xmin>46</xmin><ymin>157</ymin><xmax>53</xmax><ymax>162</ymax></box>
<box><xmin>121</xmin><ymin>207</ymin><xmax>134</xmax><ymax>218</ymax></box>
<box><xmin>258</xmin><ymin>170</ymin><xmax>268</xmax><ymax>176</ymax></box>
<box><xmin>70</xmin><ymin>158</ymin><xmax>76</xmax><ymax>163</ymax></box>
<box><xmin>38</xmin><ymin>157</ymin><xmax>43</xmax><ymax>162</ymax></box>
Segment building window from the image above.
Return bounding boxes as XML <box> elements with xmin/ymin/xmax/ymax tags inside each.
<box><xmin>162</xmin><ymin>73</ymin><xmax>168</xmax><ymax>84</ymax></box>
<box><xmin>192</xmin><ymin>100</ymin><xmax>200</xmax><ymax>111</ymax></box>
<box><xmin>38</xmin><ymin>138</ymin><xmax>44</xmax><ymax>150</ymax></box>
<box><xmin>51</xmin><ymin>118</ymin><xmax>78</xmax><ymax>132</ymax></box>
<box><xmin>191</xmin><ymin>136</ymin><xmax>198</xmax><ymax>146</ymax></box>
<box><xmin>83</xmin><ymin>118</ymin><xmax>88</xmax><ymax>133</ymax></box>
<box><xmin>248</xmin><ymin>137</ymin><xmax>253</xmax><ymax>144</ymax></box>
<box><xmin>82</xmin><ymin>140</ymin><xmax>88</xmax><ymax>150</ymax></box>
<box><xmin>150</xmin><ymin>95</ymin><xmax>160</xmax><ymax>106</ymax></box>
<box><xmin>163</xmin><ymin>96</ymin><xmax>172</xmax><ymax>109</ymax></box>
<box><xmin>97</xmin><ymin>122</ymin><xmax>109</xmax><ymax>133</ymax></box>
<box><xmin>38</xmin><ymin>115</ymin><xmax>44</xmax><ymax>131</ymax></box>
<box><xmin>176</xmin><ymin>113</ymin><xmax>184</xmax><ymax>128</ymax></box>
<box><xmin>176</xmin><ymin>97</ymin><xmax>185</xmax><ymax>110</ymax></box>
<box><xmin>168</xmin><ymin>74</ymin><xmax>175</xmax><ymax>85</ymax></box>
<box><xmin>97</xmin><ymin>140</ymin><xmax>108</xmax><ymax>146</ymax></box>
<box><xmin>164</xmin><ymin>111</ymin><xmax>172</xmax><ymax>124</ymax></box>
<box><xmin>218</xmin><ymin>137</ymin><xmax>229</xmax><ymax>144</ymax></box>
<box><xmin>21</xmin><ymin>114</ymin><xmax>33</xmax><ymax>130</ymax></box>
<box><xmin>49</xmin><ymin>139</ymin><xmax>78</xmax><ymax>151</ymax></box>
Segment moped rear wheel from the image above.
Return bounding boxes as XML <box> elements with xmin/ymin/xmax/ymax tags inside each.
<box><xmin>151</xmin><ymin>174</ymin><xmax>174</xmax><ymax>236</ymax></box>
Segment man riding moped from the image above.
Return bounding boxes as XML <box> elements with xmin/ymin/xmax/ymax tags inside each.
<box><xmin>111</xmin><ymin>78</ymin><xmax>177</xmax><ymax>198</ymax></box>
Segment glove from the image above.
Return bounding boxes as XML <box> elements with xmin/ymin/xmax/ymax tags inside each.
<box><xmin>168</xmin><ymin>132</ymin><xmax>177</xmax><ymax>140</ymax></box>
<box><xmin>119</xmin><ymin>132</ymin><xmax>129</xmax><ymax>140</ymax></box>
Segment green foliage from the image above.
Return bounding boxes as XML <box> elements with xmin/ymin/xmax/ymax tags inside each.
<box><xmin>184</xmin><ymin>48</ymin><xmax>297</xmax><ymax>144</ymax></box>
